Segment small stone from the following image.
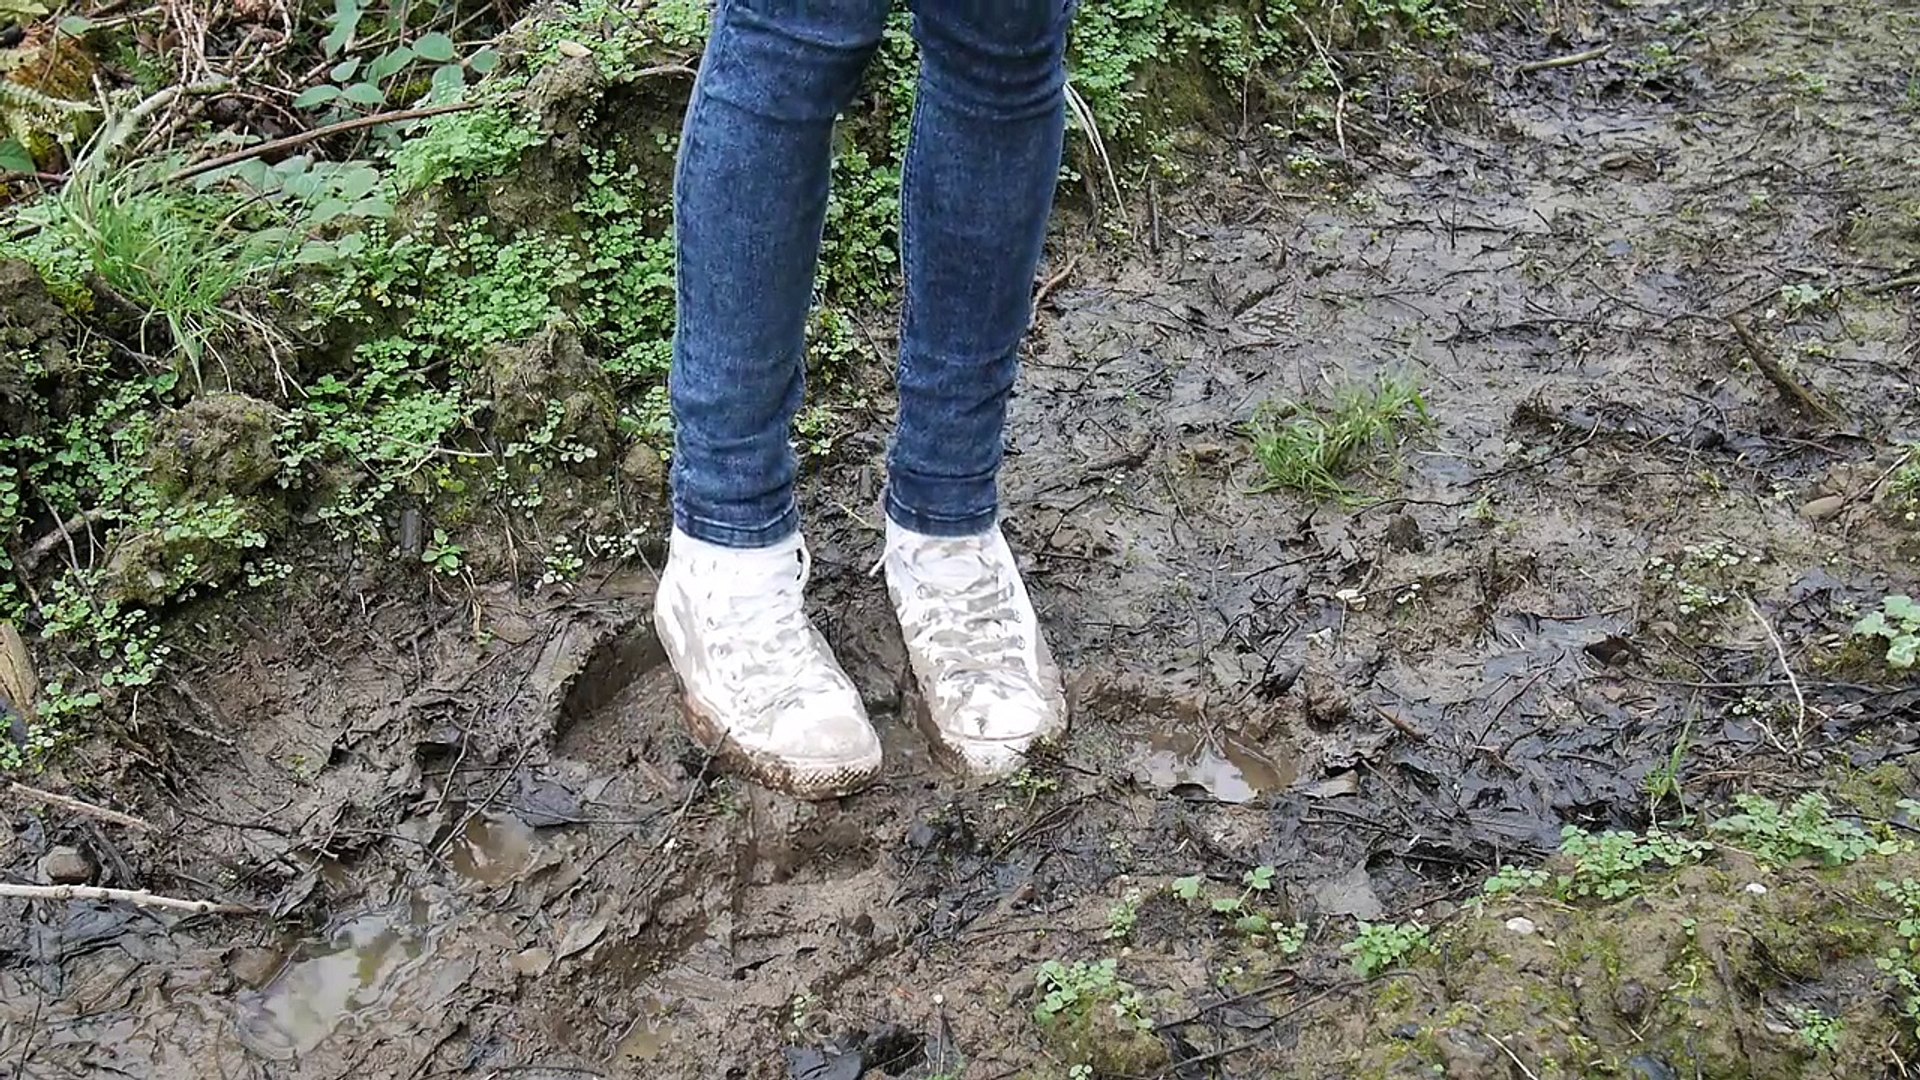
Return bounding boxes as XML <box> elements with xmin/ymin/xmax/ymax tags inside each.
<box><xmin>1383</xmin><ymin>514</ymin><xmax>1426</xmax><ymax>552</ymax></box>
<box><xmin>38</xmin><ymin>846</ymin><xmax>92</xmax><ymax>884</ymax></box>
<box><xmin>227</xmin><ymin>946</ymin><xmax>284</xmax><ymax>988</ymax></box>
<box><xmin>1625</xmin><ymin>1052</ymin><xmax>1678</xmax><ymax>1080</ymax></box>
<box><xmin>1800</xmin><ymin>495</ymin><xmax>1845</xmax><ymax>520</ymax></box>
<box><xmin>556</xmin><ymin>39</ymin><xmax>591</xmax><ymax>58</ymax></box>
<box><xmin>1614</xmin><ymin>980</ymin><xmax>1650</xmax><ymax>1022</ymax></box>
<box><xmin>512</xmin><ymin>947</ymin><xmax>553</xmax><ymax>977</ymax></box>
<box><xmin>1504</xmin><ymin>916</ymin><xmax>1537</xmax><ymax>935</ymax></box>
<box><xmin>1744</xmin><ymin>882</ymin><xmax>1768</xmax><ymax>896</ymax></box>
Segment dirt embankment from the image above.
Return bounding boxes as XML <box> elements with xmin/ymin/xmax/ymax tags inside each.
<box><xmin>3</xmin><ymin>0</ymin><xmax>1919</xmax><ymax>1077</ymax></box>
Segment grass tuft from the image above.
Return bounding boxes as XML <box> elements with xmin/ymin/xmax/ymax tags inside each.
<box><xmin>1247</xmin><ymin>375</ymin><xmax>1428</xmax><ymax>499</ymax></box>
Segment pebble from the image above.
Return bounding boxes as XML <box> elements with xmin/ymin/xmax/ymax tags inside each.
<box><xmin>38</xmin><ymin>846</ymin><xmax>92</xmax><ymax>885</ymax></box>
<box><xmin>512</xmin><ymin>947</ymin><xmax>553</xmax><ymax>977</ymax></box>
<box><xmin>227</xmin><ymin>946</ymin><xmax>284</xmax><ymax>988</ymax></box>
<box><xmin>1801</xmin><ymin>495</ymin><xmax>1845</xmax><ymax>520</ymax></box>
<box><xmin>1744</xmin><ymin>882</ymin><xmax>1768</xmax><ymax>896</ymax></box>
<box><xmin>1504</xmin><ymin>916</ymin><xmax>1537</xmax><ymax>936</ymax></box>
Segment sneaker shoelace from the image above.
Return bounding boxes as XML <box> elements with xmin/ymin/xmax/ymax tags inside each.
<box><xmin>692</xmin><ymin>544</ymin><xmax>844</xmax><ymax>723</ymax></box>
<box><xmin>885</xmin><ymin>535</ymin><xmax>1038</xmax><ymax>701</ymax></box>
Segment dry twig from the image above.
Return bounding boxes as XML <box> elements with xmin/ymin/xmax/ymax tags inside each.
<box><xmin>1726</xmin><ymin>315</ymin><xmax>1841</xmax><ymax>422</ymax></box>
<box><xmin>6</xmin><ymin>782</ymin><xmax>155</xmax><ymax>831</ymax></box>
<box><xmin>1514</xmin><ymin>43</ymin><xmax>1613</xmax><ymax>76</ymax></box>
<box><xmin>1744</xmin><ymin>596</ymin><xmax>1807</xmax><ymax>752</ymax></box>
<box><xmin>0</xmin><ymin>882</ymin><xmax>253</xmax><ymax>915</ymax></box>
<box><xmin>165</xmin><ymin>101</ymin><xmax>478</xmax><ymax>184</ymax></box>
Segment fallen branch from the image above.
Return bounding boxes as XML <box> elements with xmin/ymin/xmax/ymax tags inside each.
<box><xmin>6</xmin><ymin>782</ymin><xmax>155</xmax><ymax>832</ymax></box>
<box><xmin>1861</xmin><ymin>271</ymin><xmax>1920</xmax><ymax>296</ymax></box>
<box><xmin>1514</xmin><ymin>43</ymin><xmax>1613</xmax><ymax>76</ymax></box>
<box><xmin>1373</xmin><ymin>703</ymin><xmax>1430</xmax><ymax>742</ymax></box>
<box><xmin>1726</xmin><ymin>315</ymin><xmax>1841</xmax><ymax>422</ymax></box>
<box><xmin>24</xmin><ymin>508</ymin><xmax>109</xmax><ymax>570</ymax></box>
<box><xmin>165</xmin><ymin>101</ymin><xmax>478</xmax><ymax>185</ymax></box>
<box><xmin>1032</xmin><ymin>254</ymin><xmax>1082</xmax><ymax>316</ymax></box>
<box><xmin>0</xmin><ymin>882</ymin><xmax>253</xmax><ymax>915</ymax></box>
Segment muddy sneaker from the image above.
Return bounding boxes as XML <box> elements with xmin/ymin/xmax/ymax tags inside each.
<box><xmin>882</xmin><ymin>519</ymin><xmax>1068</xmax><ymax>777</ymax></box>
<box><xmin>653</xmin><ymin>529</ymin><xmax>882</xmax><ymax>799</ymax></box>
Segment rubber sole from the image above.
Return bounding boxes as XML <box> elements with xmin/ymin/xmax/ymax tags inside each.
<box><xmin>675</xmin><ymin>683</ymin><xmax>881</xmax><ymax>800</ymax></box>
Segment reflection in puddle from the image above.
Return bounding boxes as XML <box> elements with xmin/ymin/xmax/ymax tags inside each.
<box><xmin>448</xmin><ymin>813</ymin><xmax>537</xmax><ymax>886</ymax></box>
<box><xmin>233</xmin><ymin>900</ymin><xmax>433</xmax><ymax>1060</ymax></box>
<box><xmin>616</xmin><ymin>995</ymin><xmax>675</xmax><ymax>1061</ymax></box>
<box><xmin>1134</xmin><ymin>730</ymin><xmax>1295</xmax><ymax>803</ymax></box>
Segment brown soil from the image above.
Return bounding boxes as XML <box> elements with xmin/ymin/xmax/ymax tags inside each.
<box><xmin>4</xmin><ymin>0</ymin><xmax>1919</xmax><ymax>1077</ymax></box>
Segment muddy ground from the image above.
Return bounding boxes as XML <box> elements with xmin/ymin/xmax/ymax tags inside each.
<box><xmin>4</xmin><ymin>0</ymin><xmax>1919</xmax><ymax>1077</ymax></box>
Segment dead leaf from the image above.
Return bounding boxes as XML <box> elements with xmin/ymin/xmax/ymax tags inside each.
<box><xmin>557</xmin><ymin>902</ymin><xmax>612</xmax><ymax>959</ymax></box>
<box><xmin>0</xmin><ymin>622</ymin><xmax>38</xmax><ymax>723</ymax></box>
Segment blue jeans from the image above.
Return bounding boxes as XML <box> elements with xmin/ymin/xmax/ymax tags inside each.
<box><xmin>670</xmin><ymin>0</ymin><xmax>1071</xmax><ymax>548</ymax></box>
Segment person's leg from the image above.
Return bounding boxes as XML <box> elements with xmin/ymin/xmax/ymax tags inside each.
<box><xmin>882</xmin><ymin>0</ymin><xmax>1073</xmax><ymax>777</ymax></box>
<box><xmin>671</xmin><ymin>0</ymin><xmax>890</xmax><ymax>548</ymax></box>
<box><xmin>658</xmin><ymin>0</ymin><xmax>891</xmax><ymax>800</ymax></box>
<box><xmin>887</xmin><ymin>0</ymin><xmax>1070</xmax><ymax>535</ymax></box>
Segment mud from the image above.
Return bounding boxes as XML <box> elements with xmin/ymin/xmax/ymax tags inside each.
<box><xmin>4</xmin><ymin>0</ymin><xmax>1919</xmax><ymax>1077</ymax></box>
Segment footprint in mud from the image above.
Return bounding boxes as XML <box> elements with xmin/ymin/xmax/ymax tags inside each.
<box><xmin>446</xmin><ymin>813</ymin><xmax>539</xmax><ymax>887</ymax></box>
<box><xmin>1130</xmin><ymin>728</ymin><xmax>1296</xmax><ymax>803</ymax></box>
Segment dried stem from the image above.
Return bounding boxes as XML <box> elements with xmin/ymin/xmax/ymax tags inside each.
<box><xmin>7</xmin><ymin>782</ymin><xmax>156</xmax><ymax>832</ymax></box>
<box><xmin>0</xmin><ymin>882</ymin><xmax>253</xmax><ymax>915</ymax></box>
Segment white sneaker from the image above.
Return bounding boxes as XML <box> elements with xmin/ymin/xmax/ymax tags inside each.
<box><xmin>882</xmin><ymin>519</ymin><xmax>1068</xmax><ymax>777</ymax></box>
<box><xmin>653</xmin><ymin>529</ymin><xmax>882</xmax><ymax>799</ymax></box>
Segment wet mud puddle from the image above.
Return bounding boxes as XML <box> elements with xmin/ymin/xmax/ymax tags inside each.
<box><xmin>1130</xmin><ymin>728</ymin><xmax>1296</xmax><ymax>802</ymax></box>
<box><xmin>233</xmin><ymin>811</ymin><xmax>546</xmax><ymax>1060</ymax></box>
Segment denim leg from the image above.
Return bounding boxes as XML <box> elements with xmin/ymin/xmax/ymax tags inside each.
<box><xmin>671</xmin><ymin>0</ymin><xmax>891</xmax><ymax>549</ymax></box>
<box><xmin>886</xmin><ymin>0</ymin><xmax>1071</xmax><ymax>537</ymax></box>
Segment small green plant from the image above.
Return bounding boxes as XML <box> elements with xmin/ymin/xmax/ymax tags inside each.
<box><xmin>1556</xmin><ymin>826</ymin><xmax>1712</xmax><ymax>900</ymax></box>
<box><xmin>1888</xmin><ymin>447</ymin><xmax>1919</xmax><ymax>522</ymax></box>
<box><xmin>1033</xmin><ymin>958</ymin><xmax>1151</xmax><ymax>1032</ymax></box>
<box><xmin>1779</xmin><ymin>281</ymin><xmax>1825</xmax><ymax>315</ymax></box>
<box><xmin>17</xmin><ymin>161</ymin><xmax>299</xmax><ymax>375</ymax></box>
<box><xmin>421</xmin><ymin>529</ymin><xmax>465</xmax><ymax>576</ymax></box>
<box><xmin>1710</xmin><ymin>793</ymin><xmax>1894</xmax><ymax>866</ymax></box>
<box><xmin>786</xmin><ymin>990</ymin><xmax>818</xmax><ymax>1043</ymax></box>
<box><xmin>1105</xmin><ymin>888</ymin><xmax>1143</xmax><ymax>942</ymax></box>
<box><xmin>1646</xmin><ymin>721</ymin><xmax>1693</xmax><ymax>822</ymax></box>
<box><xmin>1875</xmin><ymin>879</ymin><xmax>1920</xmax><ymax>1040</ymax></box>
<box><xmin>1170</xmin><ymin>866</ymin><xmax>1302</xmax><ymax>946</ymax></box>
<box><xmin>1783</xmin><ymin>1004</ymin><xmax>1842</xmax><ymax>1054</ymax></box>
<box><xmin>1853</xmin><ymin>595</ymin><xmax>1920</xmax><ymax>669</ymax></box>
<box><xmin>1634</xmin><ymin>41</ymin><xmax>1687</xmax><ymax>81</ymax></box>
<box><xmin>1481</xmin><ymin>864</ymin><xmax>1550</xmax><ymax>899</ymax></box>
<box><xmin>1646</xmin><ymin>540</ymin><xmax>1759</xmax><ymax>619</ymax></box>
<box><xmin>1008</xmin><ymin>766</ymin><xmax>1059</xmax><ymax>805</ymax></box>
<box><xmin>1342</xmin><ymin>921</ymin><xmax>1430</xmax><ymax>978</ymax></box>
<box><xmin>293</xmin><ymin>0</ymin><xmax>500</xmax><ymax>116</ymax></box>
<box><xmin>1247</xmin><ymin>375</ymin><xmax>1429</xmax><ymax>500</ymax></box>
<box><xmin>540</xmin><ymin>538</ymin><xmax>584</xmax><ymax>588</ymax></box>
<box><xmin>1788</xmin><ymin>69</ymin><xmax>1829</xmax><ymax>97</ymax></box>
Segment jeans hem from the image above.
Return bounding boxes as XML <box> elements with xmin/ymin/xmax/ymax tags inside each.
<box><xmin>885</xmin><ymin>488</ymin><xmax>997</xmax><ymax>539</ymax></box>
<box><xmin>672</xmin><ymin>503</ymin><xmax>801</xmax><ymax>549</ymax></box>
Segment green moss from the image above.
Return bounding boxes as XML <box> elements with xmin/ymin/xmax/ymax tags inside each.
<box><xmin>1328</xmin><ymin>851</ymin><xmax>1920</xmax><ymax>1078</ymax></box>
<box><xmin>1833</xmin><ymin>762</ymin><xmax>1917</xmax><ymax>821</ymax></box>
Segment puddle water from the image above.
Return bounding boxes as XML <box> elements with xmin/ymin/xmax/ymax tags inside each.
<box><xmin>232</xmin><ymin>897</ymin><xmax>435</xmax><ymax>1060</ymax></box>
<box><xmin>1132</xmin><ymin>730</ymin><xmax>1296</xmax><ymax>803</ymax></box>
<box><xmin>616</xmin><ymin>994</ymin><xmax>675</xmax><ymax>1062</ymax></box>
<box><xmin>448</xmin><ymin>813</ymin><xmax>537</xmax><ymax>886</ymax></box>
